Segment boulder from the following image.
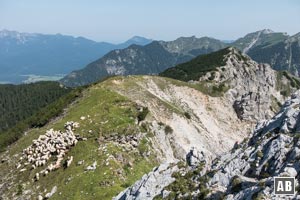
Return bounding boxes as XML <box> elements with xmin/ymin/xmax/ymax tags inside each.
<box><xmin>186</xmin><ymin>147</ymin><xmax>205</xmax><ymax>167</ymax></box>
<box><xmin>45</xmin><ymin>186</ymin><xmax>57</xmax><ymax>199</ymax></box>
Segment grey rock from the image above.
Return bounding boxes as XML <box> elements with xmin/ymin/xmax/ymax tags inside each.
<box><xmin>206</xmin><ymin>91</ymin><xmax>300</xmax><ymax>199</ymax></box>
<box><xmin>186</xmin><ymin>147</ymin><xmax>205</xmax><ymax>167</ymax></box>
<box><xmin>45</xmin><ymin>186</ymin><xmax>57</xmax><ymax>199</ymax></box>
<box><xmin>114</xmin><ymin>163</ymin><xmax>178</xmax><ymax>200</ymax></box>
<box><xmin>86</xmin><ymin>161</ymin><xmax>97</xmax><ymax>171</ymax></box>
<box><xmin>200</xmin><ymin>48</ymin><xmax>290</xmax><ymax>122</ymax></box>
<box><xmin>158</xmin><ymin>91</ymin><xmax>300</xmax><ymax>199</ymax></box>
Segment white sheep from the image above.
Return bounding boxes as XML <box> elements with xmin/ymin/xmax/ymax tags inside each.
<box><xmin>66</xmin><ymin>156</ymin><xmax>73</xmax><ymax>168</ymax></box>
<box><xmin>35</xmin><ymin>173</ymin><xmax>40</xmax><ymax>181</ymax></box>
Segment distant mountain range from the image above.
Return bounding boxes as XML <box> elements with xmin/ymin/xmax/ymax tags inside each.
<box><xmin>1</xmin><ymin>29</ymin><xmax>299</xmax><ymax>86</ymax></box>
<box><xmin>60</xmin><ymin>37</ymin><xmax>227</xmax><ymax>86</ymax></box>
<box><xmin>0</xmin><ymin>30</ymin><xmax>152</xmax><ymax>83</ymax></box>
<box><xmin>61</xmin><ymin>29</ymin><xmax>300</xmax><ymax>87</ymax></box>
<box><xmin>239</xmin><ymin>30</ymin><xmax>300</xmax><ymax>75</ymax></box>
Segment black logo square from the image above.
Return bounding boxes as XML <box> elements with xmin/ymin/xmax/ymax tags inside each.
<box><xmin>274</xmin><ymin>177</ymin><xmax>295</xmax><ymax>195</ymax></box>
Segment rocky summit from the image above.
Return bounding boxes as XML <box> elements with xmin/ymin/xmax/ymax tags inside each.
<box><xmin>161</xmin><ymin>47</ymin><xmax>300</xmax><ymax>121</ymax></box>
<box><xmin>201</xmin><ymin>47</ymin><xmax>282</xmax><ymax>121</ymax></box>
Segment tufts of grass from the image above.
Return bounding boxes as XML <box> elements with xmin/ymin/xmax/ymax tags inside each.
<box><xmin>276</xmin><ymin>71</ymin><xmax>300</xmax><ymax>97</ymax></box>
<box><xmin>164</xmin><ymin>125</ymin><xmax>173</xmax><ymax>134</ymax></box>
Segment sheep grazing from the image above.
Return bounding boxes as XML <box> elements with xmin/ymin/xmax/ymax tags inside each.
<box><xmin>66</xmin><ymin>156</ymin><xmax>73</xmax><ymax>168</ymax></box>
<box><xmin>19</xmin><ymin>121</ymin><xmax>81</xmax><ymax>179</ymax></box>
<box><xmin>35</xmin><ymin>172</ymin><xmax>40</xmax><ymax>181</ymax></box>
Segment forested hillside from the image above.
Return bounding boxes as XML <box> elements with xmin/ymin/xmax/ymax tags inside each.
<box><xmin>159</xmin><ymin>47</ymin><xmax>230</xmax><ymax>82</ymax></box>
<box><xmin>0</xmin><ymin>82</ymin><xmax>71</xmax><ymax>132</ymax></box>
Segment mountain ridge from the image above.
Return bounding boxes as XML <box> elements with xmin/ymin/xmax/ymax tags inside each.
<box><xmin>61</xmin><ymin>29</ymin><xmax>300</xmax><ymax>87</ymax></box>
<box><xmin>60</xmin><ymin>36</ymin><xmax>227</xmax><ymax>87</ymax></box>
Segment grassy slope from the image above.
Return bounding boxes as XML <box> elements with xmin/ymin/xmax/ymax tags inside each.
<box><xmin>104</xmin><ymin>76</ymin><xmax>186</xmax><ymax>115</ymax></box>
<box><xmin>0</xmin><ymin>78</ymin><xmax>157</xmax><ymax>200</ymax></box>
<box><xmin>276</xmin><ymin>71</ymin><xmax>300</xmax><ymax>97</ymax></box>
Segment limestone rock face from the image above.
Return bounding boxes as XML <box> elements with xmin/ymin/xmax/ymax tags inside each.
<box><xmin>200</xmin><ymin>91</ymin><xmax>300</xmax><ymax>199</ymax></box>
<box><xmin>203</xmin><ymin>91</ymin><xmax>300</xmax><ymax>199</ymax></box>
<box><xmin>114</xmin><ymin>163</ymin><xmax>178</xmax><ymax>200</ymax></box>
<box><xmin>199</xmin><ymin>47</ymin><xmax>285</xmax><ymax>121</ymax></box>
<box><xmin>142</xmin><ymin>91</ymin><xmax>300</xmax><ymax>199</ymax></box>
<box><xmin>109</xmin><ymin>76</ymin><xmax>253</xmax><ymax>164</ymax></box>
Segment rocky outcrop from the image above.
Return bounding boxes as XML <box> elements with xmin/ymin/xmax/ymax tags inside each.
<box><xmin>186</xmin><ymin>147</ymin><xmax>206</xmax><ymax>167</ymax></box>
<box><xmin>85</xmin><ymin>161</ymin><xmax>97</xmax><ymax>171</ymax></box>
<box><xmin>199</xmin><ymin>47</ymin><xmax>286</xmax><ymax>121</ymax></box>
<box><xmin>102</xmin><ymin>133</ymin><xmax>143</xmax><ymax>149</ymax></box>
<box><xmin>115</xmin><ymin>146</ymin><xmax>209</xmax><ymax>200</ymax></box>
<box><xmin>157</xmin><ymin>91</ymin><xmax>300</xmax><ymax>199</ymax></box>
<box><xmin>205</xmin><ymin>91</ymin><xmax>300</xmax><ymax>199</ymax></box>
<box><xmin>114</xmin><ymin>163</ymin><xmax>179</xmax><ymax>200</ymax></box>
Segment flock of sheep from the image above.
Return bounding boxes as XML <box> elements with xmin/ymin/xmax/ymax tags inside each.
<box><xmin>18</xmin><ymin>121</ymin><xmax>81</xmax><ymax>180</ymax></box>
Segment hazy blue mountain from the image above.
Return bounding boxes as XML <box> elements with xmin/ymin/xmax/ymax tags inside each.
<box><xmin>118</xmin><ymin>36</ymin><xmax>154</xmax><ymax>48</ymax></box>
<box><xmin>0</xmin><ymin>30</ymin><xmax>152</xmax><ymax>84</ymax></box>
<box><xmin>221</xmin><ymin>39</ymin><xmax>235</xmax><ymax>43</ymax></box>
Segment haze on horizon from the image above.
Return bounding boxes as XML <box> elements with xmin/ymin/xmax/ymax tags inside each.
<box><xmin>0</xmin><ymin>0</ymin><xmax>299</xmax><ymax>43</ymax></box>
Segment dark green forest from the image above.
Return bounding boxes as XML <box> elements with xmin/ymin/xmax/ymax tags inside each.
<box><xmin>0</xmin><ymin>82</ymin><xmax>86</xmax><ymax>151</ymax></box>
<box><xmin>160</xmin><ymin>47</ymin><xmax>230</xmax><ymax>81</ymax></box>
<box><xmin>0</xmin><ymin>81</ymin><xmax>71</xmax><ymax>132</ymax></box>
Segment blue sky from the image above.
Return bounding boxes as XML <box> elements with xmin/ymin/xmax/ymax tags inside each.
<box><xmin>0</xmin><ymin>0</ymin><xmax>299</xmax><ymax>43</ymax></box>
